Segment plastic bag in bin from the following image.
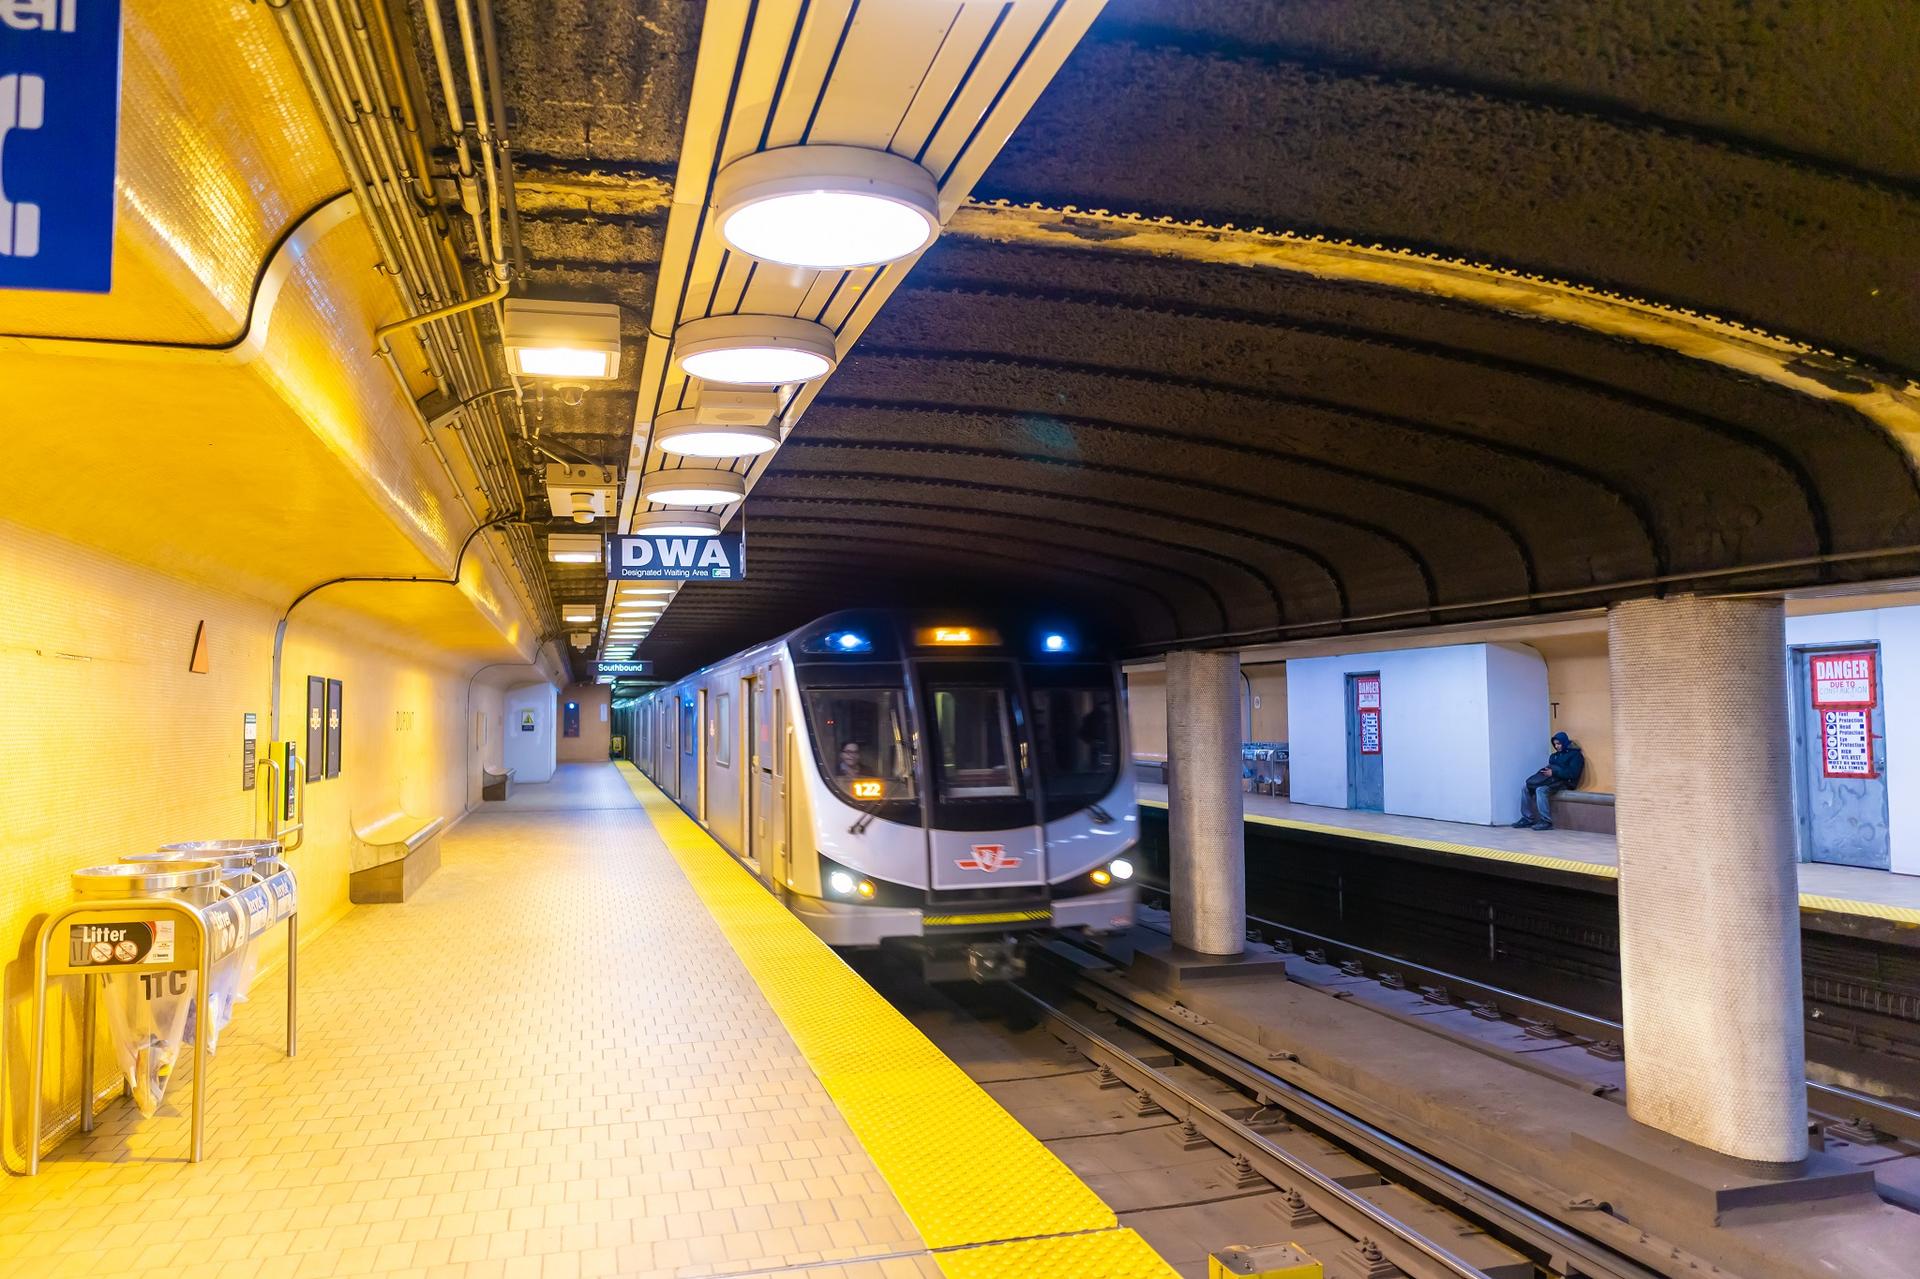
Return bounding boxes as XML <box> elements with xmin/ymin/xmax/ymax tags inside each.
<box><xmin>102</xmin><ymin>970</ymin><xmax>194</xmax><ymax>1117</ymax></box>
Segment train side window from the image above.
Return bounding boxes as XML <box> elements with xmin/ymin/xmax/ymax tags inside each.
<box><xmin>1029</xmin><ymin>684</ymin><xmax>1119</xmax><ymax>811</ymax></box>
<box><xmin>930</xmin><ymin>686</ymin><xmax>1022</xmax><ymax>800</ymax></box>
<box><xmin>713</xmin><ymin>692</ymin><xmax>732</xmax><ymax>766</ymax></box>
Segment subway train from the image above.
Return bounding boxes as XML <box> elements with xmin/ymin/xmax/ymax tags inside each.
<box><xmin>632</xmin><ymin>610</ymin><xmax>1138</xmax><ymax>979</ymax></box>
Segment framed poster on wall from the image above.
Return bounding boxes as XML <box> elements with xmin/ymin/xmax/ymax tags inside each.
<box><xmin>325</xmin><ymin>679</ymin><xmax>343</xmax><ymax>778</ymax></box>
<box><xmin>305</xmin><ymin>676</ymin><xmax>325</xmax><ymax>782</ymax></box>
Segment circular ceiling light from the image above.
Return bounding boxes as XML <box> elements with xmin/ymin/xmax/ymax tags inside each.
<box><xmin>673</xmin><ymin>315</ymin><xmax>835</xmax><ymax>386</ymax></box>
<box><xmin>714</xmin><ymin>145</ymin><xmax>940</xmax><ymax>270</ymax></box>
<box><xmin>641</xmin><ymin>468</ymin><xmax>747</xmax><ymax>508</ymax></box>
<box><xmin>629</xmin><ymin>509</ymin><xmax>723</xmax><ymax>537</ymax></box>
<box><xmin>654</xmin><ymin>409</ymin><xmax>781</xmax><ymax>459</ymax></box>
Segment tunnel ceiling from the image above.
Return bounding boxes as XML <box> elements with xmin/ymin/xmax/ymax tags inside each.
<box><xmin>447</xmin><ymin>1</ymin><xmax>1920</xmax><ymax>681</ymax></box>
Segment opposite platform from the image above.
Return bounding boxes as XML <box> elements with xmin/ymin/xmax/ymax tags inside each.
<box><xmin>1138</xmin><ymin>784</ymin><xmax>1920</xmax><ymax>928</ymax></box>
<box><xmin>1</xmin><ymin>763</ymin><xmax>1171</xmax><ymax>1279</ymax></box>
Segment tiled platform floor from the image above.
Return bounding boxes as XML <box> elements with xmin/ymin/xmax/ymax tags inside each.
<box><xmin>1137</xmin><ymin>783</ymin><xmax>1920</xmax><ymax>920</ymax></box>
<box><xmin>0</xmin><ymin>765</ymin><xmax>939</xmax><ymax>1279</ymax></box>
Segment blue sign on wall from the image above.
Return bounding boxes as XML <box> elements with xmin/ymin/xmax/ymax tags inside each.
<box><xmin>0</xmin><ymin>0</ymin><xmax>122</xmax><ymax>293</ymax></box>
<box><xmin>607</xmin><ymin>533</ymin><xmax>744</xmax><ymax>581</ymax></box>
<box><xmin>597</xmin><ymin>660</ymin><xmax>654</xmax><ymax>677</ymax></box>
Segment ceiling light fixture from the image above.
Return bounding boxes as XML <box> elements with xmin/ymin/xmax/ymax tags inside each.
<box><xmin>714</xmin><ymin>145</ymin><xmax>940</xmax><ymax>270</ymax></box>
<box><xmin>503</xmin><ymin>299</ymin><xmax>623</xmax><ymax>380</ymax></box>
<box><xmin>655</xmin><ymin>409</ymin><xmax>780</xmax><ymax>459</ymax></box>
<box><xmin>546</xmin><ymin>533</ymin><xmax>602</xmax><ymax>564</ymax></box>
<box><xmin>561</xmin><ymin>606</ymin><xmax>596</xmax><ymax>624</ymax></box>
<box><xmin>640</xmin><ymin>469</ymin><xmax>747</xmax><ymax>508</ymax></box>
<box><xmin>673</xmin><ymin>315</ymin><xmax>835</xmax><ymax>385</ymax></box>
<box><xmin>629</xmin><ymin>509</ymin><xmax>722</xmax><ymax>537</ymax></box>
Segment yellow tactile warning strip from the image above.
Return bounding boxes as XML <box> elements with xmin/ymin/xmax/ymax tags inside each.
<box><xmin>933</xmin><ymin>1230</ymin><xmax>1176</xmax><ymax>1279</ymax></box>
<box><xmin>618</xmin><ymin>764</ymin><xmax>1179</xmax><ymax>1278</ymax></box>
<box><xmin>1140</xmin><ymin>797</ymin><xmax>1920</xmax><ymax>926</ymax></box>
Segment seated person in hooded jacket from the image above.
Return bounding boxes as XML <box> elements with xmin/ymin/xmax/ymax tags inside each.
<box><xmin>1513</xmin><ymin>732</ymin><xmax>1584</xmax><ymax>831</ymax></box>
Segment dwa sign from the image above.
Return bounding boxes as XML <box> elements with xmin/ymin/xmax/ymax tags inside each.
<box><xmin>607</xmin><ymin>533</ymin><xmax>744</xmax><ymax>581</ymax></box>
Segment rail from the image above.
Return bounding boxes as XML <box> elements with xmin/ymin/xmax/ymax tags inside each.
<box><xmin>1023</xmin><ymin>957</ymin><xmax>1669</xmax><ymax>1279</ymax></box>
<box><xmin>1137</xmin><ymin>879</ymin><xmax>1920</xmax><ymax>1144</ymax></box>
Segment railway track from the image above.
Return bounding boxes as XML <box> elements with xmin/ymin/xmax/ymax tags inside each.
<box><xmin>1136</xmin><ymin>880</ymin><xmax>1920</xmax><ymax>1147</ymax></box>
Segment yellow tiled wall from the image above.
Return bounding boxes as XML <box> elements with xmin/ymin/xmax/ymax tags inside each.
<box><xmin>0</xmin><ymin>519</ymin><xmax>498</xmax><ymax>1170</ymax></box>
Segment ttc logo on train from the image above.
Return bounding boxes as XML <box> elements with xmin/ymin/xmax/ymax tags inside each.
<box><xmin>957</xmin><ymin>844</ymin><xmax>1022</xmax><ymax>872</ymax></box>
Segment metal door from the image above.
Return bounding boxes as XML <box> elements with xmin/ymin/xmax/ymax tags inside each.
<box><xmin>742</xmin><ymin>675</ymin><xmax>763</xmax><ymax>875</ymax></box>
<box><xmin>1791</xmin><ymin>645</ymin><xmax>1890</xmax><ymax>868</ymax></box>
<box><xmin>1346</xmin><ymin>672</ymin><xmax>1384</xmax><ymax>812</ymax></box>
<box><xmin>695</xmin><ymin>687</ymin><xmax>708</xmax><ymax>822</ymax></box>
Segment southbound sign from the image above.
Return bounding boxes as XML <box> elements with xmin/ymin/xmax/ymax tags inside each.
<box><xmin>0</xmin><ymin>0</ymin><xmax>122</xmax><ymax>293</ymax></box>
<box><xmin>608</xmin><ymin>532</ymin><xmax>744</xmax><ymax>581</ymax></box>
<box><xmin>597</xmin><ymin>660</ymin><xmax>653</xmax><ymax>677</ymax></box>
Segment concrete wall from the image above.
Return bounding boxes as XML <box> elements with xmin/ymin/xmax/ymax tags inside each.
<box><xmin>557</xmin><ymin>684</ymin><xmax>612</xmax><ymax>762</ymax></box>
<box><xmin>1287</xmin><ymin>643</ymin><xmax>1549</xmax><ymax>824</ymax></box>
<box><xmin>1784</xmin><ymin>605</ymin><xmax>1920</xmax><ymax>876</ymax></box>
<box><xmin>503</xmin><ymin>683</ymin><xmax>559</xmax><ymax>782</ymax></box>
<box><xmin>0</xmin><ymin>518</ymin><xmax>531</xmax><ymax>1164</ymax></box>
<box><xmin>1125</xmin><ymin>662</ymin><xmax>1287</xmax><ymax>760</ymax></box>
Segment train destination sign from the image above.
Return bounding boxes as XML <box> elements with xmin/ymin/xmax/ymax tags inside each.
<box><xmin>607</xmin><ymin>533</ymin><xmax>744</xmax><ymax>581</ymax></box>
<box><xmin>597</xmin><ymin>660</ymin><xmax>653</xmax><ymax>677</ymax></box>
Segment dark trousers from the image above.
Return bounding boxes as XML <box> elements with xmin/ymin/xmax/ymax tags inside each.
<box><xmin>1521</xmin><ymin>778</ymin><xmax>1568</xmax><ymax>824</ymax></box>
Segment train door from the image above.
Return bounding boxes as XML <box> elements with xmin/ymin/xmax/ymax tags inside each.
<box><xmin>741</xmin><ymin>675</ymin><xmax>761</xmax><ymax>875</ymax></box>
<box><xmin>1346</xmin><ymin>672</ymin><xmax>1384</xmax><ymax>812</ymax></box>
<box><xmin>696</xmin><ymin>687</ymin><xmax>709</xmax><ymax>822</ymax></box>
<box><xmin>1791</xmin><ymin>645</ymin><xmax>1891</xmax><ymax>868</ymax></box>
<box><xmin>768</xmin><ymin>675</ymin><xmax>788</xmax><ymax>886</ymax></box>
<box><xmin>919</xmin><ymin>661</ymin><xmax>1047</xmax><ymax>892</ymax></box>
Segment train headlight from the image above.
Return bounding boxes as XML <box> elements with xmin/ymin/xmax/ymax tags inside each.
<box><xmin>856</xmin><ymin>880</ymin><xmax>875</xmax><ymax>899</ymax></box>
<box><xmin>1109</xmin><ymin>859</ymin><xmax>1134</xmax><ymax>881</ymax></box>
<box><xmin>828</xmin><ymin>870</ymin><xmax>856</xmax><ymax>896</ymax></box>
<box><xmin>1091</xmin><ymin>869</ymin><xmax>1112</xmax><ymax>886</ymax></box>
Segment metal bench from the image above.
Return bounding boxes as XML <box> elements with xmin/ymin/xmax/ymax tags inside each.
<box><xmin>482</xmin><ymin>766</ymin><xmax>515</xmax><ymax>801</ymax></box>
<box><xmin>348</xmin><ymin>811</ymin><xmax>446</xmax><ymax>903</ymax></box>
<box><xmin>1551</xmin><ymin>789</ymin><xmax>1615</xmax><ymax>835</ymax></box>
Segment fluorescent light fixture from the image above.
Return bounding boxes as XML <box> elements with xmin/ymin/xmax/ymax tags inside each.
<box><xmin>640</xmin><ymin>468</ymin><xmax>747</xmax><ymax>508</ymax></box>
<box><xmin>673</xmin><ymin>315</ymin><xmax>835</xmax><ymax>385</ymax></box>
<box><xmin>562</xmin><ymin>606</ymin><xmax>597</xmax><ymax>624</ymax></box>
<box><xmin>655</xmin><ymin>409</ymin><xmax>780</xmax><ymax>459</ymax></box>
<box><xmin>714</xmin><ymin>145</ymin><xmax>940</xmax><ymax>270</ymax></box>
<box><xmin>630</xmin><ymin>508</ymin><xmax>722</xmax><ymax>537</ymax></box>
<box><xmin>618</xmin><ymin>584</ymin><xmax>676</xmax><ymax>596</ymax></box>
<box><xmin>547</xmin><ymin>533</ymin><xmax>602</xmax><ymax>564</ymax></box>
<box><xmin>503</xmin><ymin>299</ymin><xmax>622</xmax><ymax>380</ymax></box>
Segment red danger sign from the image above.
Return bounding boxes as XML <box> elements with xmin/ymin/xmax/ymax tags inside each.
<box><xmin>1811</xmin><ymin>651</ymin><xmax>1876</xmax><ymax>708</ymax></box>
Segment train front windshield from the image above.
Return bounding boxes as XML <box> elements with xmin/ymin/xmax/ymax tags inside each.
<box><xmin>1026</xmin><ymin>666</ymin><xmax>1120</xmax><ymax>818</ymax></box>
<box><xmin>804</xmin><ymin>687</ymin><xmax>916</xmax><ymax>803</ymax></box>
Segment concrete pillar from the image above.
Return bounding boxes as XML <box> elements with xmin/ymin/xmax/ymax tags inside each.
<box><xmin>1167</xmin><ymin>649</ymin><xmax>1245</xmax><ymax>955</ymax></box>
<box><xmin>1609</xmin><ymin>595</ymin><xmax>1806</xmax><ymax>1162</ymax></box>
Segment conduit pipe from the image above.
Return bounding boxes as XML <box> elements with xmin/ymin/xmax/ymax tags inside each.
<box><xmin>269</xmin><ymin>0</ymin><xmax>557</xmax><ymax>639</ymax></box>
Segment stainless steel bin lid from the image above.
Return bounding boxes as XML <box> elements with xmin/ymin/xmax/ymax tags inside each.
<box><xmin>74</xmin><ymin>861</ymin><xmax>222</xmax><ymax>896</ymax></box>
<box><xmin>157</xmin><ymin>838</ymin><xmax>283</xmax><ymax>858</ymax></box>
<box><xmin>131</xmin><ymin>849</ymin><xmax>256</xmax><ymax>873</ymax></box>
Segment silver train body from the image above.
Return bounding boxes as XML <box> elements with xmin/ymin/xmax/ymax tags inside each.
<box><xmin>632</xmin><ymin>610</ymin><xmax>1138</xmax><ymax>977</ymax></box>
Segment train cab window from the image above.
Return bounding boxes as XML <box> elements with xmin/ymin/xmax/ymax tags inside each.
<box><xmin>1029</xmin><ymin>684</ymin><xmax>1119</xmax><ymax>808</ymax></box>
<box><xmin>804</xmin><ymin>688</ymin><xmax>915</xmax><ymax>803</ymax></box>
<box><xmin>931</xmin><ymin>686</ymin><xmax>1022</xmax><ymax>800</ymax></box>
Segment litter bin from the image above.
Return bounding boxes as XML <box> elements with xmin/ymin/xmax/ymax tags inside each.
<box><xmin>72</xmin><ymin>861</ymin><xmax>221</xmax><ymax>1117</ymax></box>
<box><xmin>129</xmin><ymin>846</ymin><xmax>275</xmax><ymax>1052</ymax></box>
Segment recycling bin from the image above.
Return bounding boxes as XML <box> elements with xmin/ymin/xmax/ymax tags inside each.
<box><xmin>72</xmin><ymin>861</ymin><xmax>221</xmax><ymax>1117</ymax></box>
